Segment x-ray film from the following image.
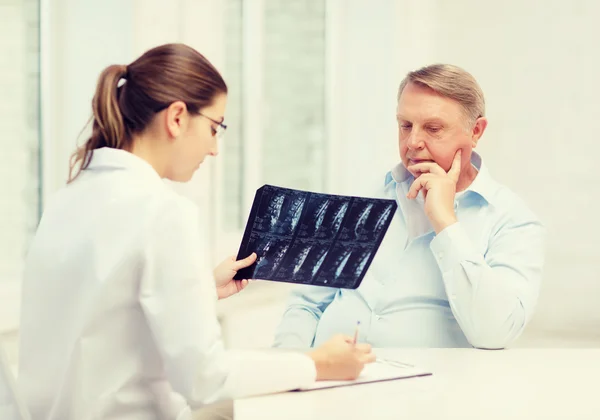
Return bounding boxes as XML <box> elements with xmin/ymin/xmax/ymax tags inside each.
<box><xmin>234</xmin><ymin>185</ymin><xmax>397</xmax><ymax>289</ymax></box>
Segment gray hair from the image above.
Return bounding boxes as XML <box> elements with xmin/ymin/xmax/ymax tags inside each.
<box><xmin>398</xmin><ymin>64</ymin><xmax>485</xmax><ymax>126</ymax></box>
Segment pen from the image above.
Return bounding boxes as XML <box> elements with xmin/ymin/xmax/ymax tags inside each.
<box><xmin>353</xmin><ymin>321</ymin><xmax>360</xmax><ymax>345</ymax></box>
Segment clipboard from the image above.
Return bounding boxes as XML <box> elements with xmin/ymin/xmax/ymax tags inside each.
<box><xmin>295</xmin><ymin>359</ymin><xmax>432</xmax><ymax>392</ymax></box>
<box><xmin>234</xmin><ymin>185</ymin><xmax>397</xmax><ymax>290</ymax></box>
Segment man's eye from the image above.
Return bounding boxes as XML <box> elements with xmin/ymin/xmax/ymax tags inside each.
<box><xmin>400</xmin><ymin>124</ymin><xmax>412</xmax><ymax>130</ymax></box>
<box><xmin>427</xmin><ymin>126</ymin><xmax>441</xmax><ymax>133</ymax></box>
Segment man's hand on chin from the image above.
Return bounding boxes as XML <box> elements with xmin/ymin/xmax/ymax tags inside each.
<box><xmin>406</xmin><ymin>150</ymin><xmax>461</xmax><ymax>233</ymax></box>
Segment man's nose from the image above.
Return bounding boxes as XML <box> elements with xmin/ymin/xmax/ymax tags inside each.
<box><xmin>406</xmin><ymin>128</ymin><xmax>425</xmax><ymax>149</ymax></box>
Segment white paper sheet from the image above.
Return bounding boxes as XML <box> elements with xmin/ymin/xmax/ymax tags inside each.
<box><xmin>296</xmin><ymin>359</ymin><xmax>432</xmax><ymax>391</ymax></box>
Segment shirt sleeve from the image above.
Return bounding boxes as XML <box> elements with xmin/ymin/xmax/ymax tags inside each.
<box><xmin>138</xmin><ymin>196</ymin><xmax>317</xmax><ymax>406</ymax></box>
<box><xmin>429</xmin><ymin>217</ymin><xmax>546</xmax><ymax>349</ymax></box>
<box><xmin>272</xmin><ymin>285</ymin><xmax>338</xmax><ymax>349</ymax></box>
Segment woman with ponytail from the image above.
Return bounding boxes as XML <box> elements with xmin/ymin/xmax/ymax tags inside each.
<box><xmin>17</xmin><ymin>44</ymin><xmax>374</xmax><ymax>420</ymax></box>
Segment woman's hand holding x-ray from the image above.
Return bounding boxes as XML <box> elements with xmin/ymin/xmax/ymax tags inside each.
<box><xmin>213</xmin><ymin>253</ymin><xmax>257</xmax><ymax>299</ymax></box>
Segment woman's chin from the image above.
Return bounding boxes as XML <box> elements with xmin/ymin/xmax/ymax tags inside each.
<box><xmin>166</xmin><ymin>170</ymin><xmax>196</xmax><ymax>183</ymax></box>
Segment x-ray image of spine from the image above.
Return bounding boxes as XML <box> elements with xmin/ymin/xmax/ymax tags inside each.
<box><xmin>264</xmin><ymin>193</ymin><xmax>306</xmax><ymax>236</ymax></box>
<box><xmin>313</xmin><ymin>200</ymin><xmax>329</xmax><ymax>232</ymax></box>
<box><xmin>268</xmin><ymin>194</ymin><xmax>284</xmax><ymax>228</ymax></box>
<box><xmin>298</xmin><ymin>198</ymin><xmax>347</xmax><ymax>239</ymax></box>
<box><xmin>334</xmin><ymin>249</ymin><xmax>352</xmax><ymax>280</ymax></box>
<box><xmin>273</xmin><ymin>240</ymin><xmax>330</xmax><ymax>282</ymax></box>
<box><xmin>292</xmin><ymin>246</ymin><xmax>312</xmax><ymax>276</ymax></box>
<box><xmin>235</xmin><ymin>185</ymin><xmax>398</xmax><ymax>289</ymax></box>
<box><xmin>353</xmin><ymin>203</ymin><xmax>373</xmax><ymax>239</ymax></box>
<box><xmin>373</xmin><ymin>204</ymin><xmax>394</xmax><ymax>236</ymax></box>
<box><xmin>327</xmin><ymin>246</ymin><xmax>372</xmax><ymax>287</ymax></box>
<box><xmin>289</xmin><ymin>197</ymin><xmax>304</xmax><ymax>231</ymax></box>
<box><xmin>339</xmin><ymin>201</ymin><xmax>397</xmax><ymax>243</ymax></box>
<box><xmin>253</xmin><ymin>239</ymin><xmax>273</xmax><ymax>275</ymax></box>
<box><xmin>353</xmin><ymin>249</ymin><xmax>371</xmax><ymax>278</ymax></box>
<box><xmin>270</xmin><ymin>243</ymin><xmax>289</xmax><ymax>274</ymax></box>
<box><xmin>328</xmin><ymin>201</ymin><xmax>348</xmax><ymax>236</ymax></box>
<box><xmin>300</xmin><ymin>246</ymin><xmax>329</xmax><ymax>280</ymax></box>
<box><xmin>311</xmin><ymin>249</ymin><xmax>328</xmax><ymax>278</ymax></box>
<box><xmin>254</xmin><ymin>238</ymin><xmax>290</xmax><ymax>278</ymax></box>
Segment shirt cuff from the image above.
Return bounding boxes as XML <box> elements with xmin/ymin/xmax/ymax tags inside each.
<box><xmin>430</xmin><ymin>222</ymin><xmax>481</xmax><ymax>274</ymax></box>
<box><xmin>222</xmin><ymin>350</ymin><xmax>317</xmax><ymax>399</ymax></box>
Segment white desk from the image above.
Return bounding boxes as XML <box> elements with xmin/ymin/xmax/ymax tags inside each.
<box><xmin>235</xmin><ymin>349</ymin><xmax>600</xmax><ymax>420</ymax></box>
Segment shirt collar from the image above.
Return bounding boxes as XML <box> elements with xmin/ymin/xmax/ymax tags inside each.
<box><xmin>384</xmin><ymin>151</ymin><xmax>499</xmax><ymax>205</ymax></box>
<box><xmin>85</xmin><ymin>147</ymin><xmax>164</xmax><ymax>185</ymax></box>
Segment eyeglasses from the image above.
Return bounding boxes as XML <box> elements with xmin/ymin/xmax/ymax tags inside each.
<box><xmin>199</xmin><ymin>112</ymin><xmax>227</xmax><ymax>140</ymax></box>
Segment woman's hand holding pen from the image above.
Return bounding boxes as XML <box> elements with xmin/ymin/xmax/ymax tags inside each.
<box><xmin>307</xmin><ymin>334</ymin><xmax>376</xmax><ymax>381</ymax></box>
<box><xmin>213</xmin><ymin>253</ymin><xmax>257</xmax><ymax>299</ymax></box>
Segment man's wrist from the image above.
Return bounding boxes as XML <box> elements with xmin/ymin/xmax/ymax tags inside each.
<box><xmin>432</xmin><ymin>213</ymin><xmax>458</xmax><ymax>234</ymax></box>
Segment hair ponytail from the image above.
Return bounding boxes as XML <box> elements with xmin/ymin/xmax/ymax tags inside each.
<box><xmin>68</xmin><ymin>64</ymin><xmax>128</xmax><ymax>183</ymax></box>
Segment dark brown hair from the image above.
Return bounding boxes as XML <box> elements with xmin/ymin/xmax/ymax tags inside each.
<box><xmin>68</xmin><ymin>43</ymin><xmax>227</xmax><ymax>182</ymax></box>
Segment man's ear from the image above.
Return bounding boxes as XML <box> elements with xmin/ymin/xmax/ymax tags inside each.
<box><xmin>165</xmin><ymin>101</ymin><xmax>188</xmax><ymax>139</ymax></box>
<box><xmin>471</xmin><ymin>117</ymin><xmax>488</xmax><ymax>148</ymax></box>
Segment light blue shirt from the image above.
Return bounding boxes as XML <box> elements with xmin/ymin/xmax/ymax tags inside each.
<box><xmin>272</xmin><ymin>152</ymin><xmax>546</xmax><ymax>349</ymax></box>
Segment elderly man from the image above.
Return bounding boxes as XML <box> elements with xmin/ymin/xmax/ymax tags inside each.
<box><xmin>273</xmin><ymin>64</ymin><xmax>545</xmax><ymax>350</ymax></box>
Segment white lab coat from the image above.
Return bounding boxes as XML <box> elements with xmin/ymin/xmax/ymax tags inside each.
<box><xmin>1</xmin><ymin>338</ymin><xmax>30</xmax><ymax>420</ymax></box>
<box><xmin>17</xmin><ymin>148</ymin><xmax>316</xmax><ymax>420</ymax></box>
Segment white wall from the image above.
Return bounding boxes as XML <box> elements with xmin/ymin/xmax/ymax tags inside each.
<box><xmin>325</xmin><ymin>0</ymin><xmax>400</xmax><ymax>195</ymax></box>
<box><xmin>0</xmin><ymin>0</ymin><xmax>40</xmax><ymax>335</ymax></box>
<box><xmin>41</xmin><ymin>0</ymin><xmax>133</xmax><ymax>202</ymax></box>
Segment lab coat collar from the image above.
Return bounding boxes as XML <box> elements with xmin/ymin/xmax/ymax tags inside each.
<box><xmin>86</xmin><ymin>147</ymin><xmax>164</xmax><ymax>185</ymax></box>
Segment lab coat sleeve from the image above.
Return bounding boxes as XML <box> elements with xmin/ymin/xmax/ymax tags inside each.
<box><xmin>272</xmin><ymin>285</ymin><xmax>338</xmax><ymax>349</ymax></box>
<box><xmin>139</xmin><ymin>197</ymin><xmax>316</xmax><ymax>407</ymax></box>
<box><xmin>429</xmin><ymin>217</ymin><xmax>546</xmax><ymax>350</ymax></box>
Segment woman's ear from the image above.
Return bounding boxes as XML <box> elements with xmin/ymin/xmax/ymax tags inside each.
<box><xmin>165</xmin><ymin>101</ymin><xmax>188</xmax><ymax>139</ymax></box>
